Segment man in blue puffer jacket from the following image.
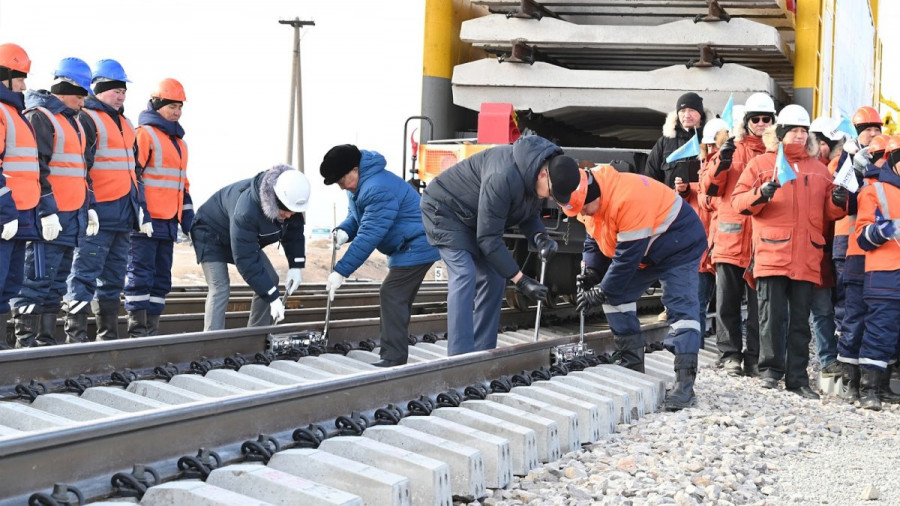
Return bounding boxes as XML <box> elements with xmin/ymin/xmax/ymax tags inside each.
<box><xmin>320</xmin><ymin>144</ymin><xmax>440</xmax><ymax>367</ymax></box>
<box><xmin>191</xmin><ymin>164</ymin><xmax>309</xmax><ymax>330</ymax></box>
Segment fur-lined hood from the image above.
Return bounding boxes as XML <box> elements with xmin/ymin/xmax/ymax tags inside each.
<box><xmin>258</xmin><ymin>164</ymin><xmax>295</xmax><ymax>221</ymax></box>
<box><xmin>662</xmin><ymin>109</ymin><xmax>714</xmax><ymax>139</ymax></box>
<box><xmin>762</xmin><ymin>126</ymin><xmax>820</xmax><ymax>158</ymax></box>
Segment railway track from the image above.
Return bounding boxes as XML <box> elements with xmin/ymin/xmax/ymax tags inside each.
<box><xmin>0</xmin><ymin>294</ymin><xmax>689</xmax><ymax>504</ymax></box>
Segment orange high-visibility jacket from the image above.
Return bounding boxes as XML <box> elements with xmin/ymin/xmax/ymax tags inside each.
<box><xmin>82</xmin><ymin>109</ymin><xmax>136</xmax><ymax>202</ymax></box>
<box><xmin>136</xmin><ymin>124</ymin><xmax>188</xmax><ymax>220</ymax></box>
<box><xmin>0</xmin><ymin>101</ymin><xmax>39</xmax><ymax>210</ymax></box>
<box><xmin>32</xmin><ymin>107</ymin><xmax>87</xmax><ymax>212</ymax></box>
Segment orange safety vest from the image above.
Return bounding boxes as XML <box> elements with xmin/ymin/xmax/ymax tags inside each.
<box><xmin>33</xmin><ymin>107</ymin><xmax>87</xmax><ymax>212</ymax></box>
<box><xmin>136</xmin><ymin>125</ymin><xmax>188</xmax><ymax>220</ymax></box>
<box><xmin>861</xmin><ymin>181</ymin><xmax>900</xmax><ymax>272</ymax></box>
<box><xmin>82</xmin><ymin>109</ymin><xmax>137</xmax><ymax>202</ymax></box>
<box><xmin>577</xmin><ymin>165</ymin><xmax>683</xmax><ymax>259</ymax></box>
<box><xmin>0</xmin><ymin>102</ymin><xmax>40</xmax><ymax>210</ymax></box>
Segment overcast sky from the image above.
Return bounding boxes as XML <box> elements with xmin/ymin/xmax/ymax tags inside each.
<box><xmin>0</xmin><ymin>0</ymin><xmax>426</xmax><ymax>230</ymax></box>
<box><xmin>0</xmin><ymin>1</ymin><xmax>897</xmax><ymax>231</ymax></box>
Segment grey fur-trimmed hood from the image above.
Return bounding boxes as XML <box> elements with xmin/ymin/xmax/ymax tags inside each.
<box><xmin>258</xmin><ymin>164</ymin><xmax>295</xmax><ymax>221</ymax></box>
<box><xmin>662</xmin><ymin>109</ymin><xmax>714</xmax><ymax>139</ymax></box>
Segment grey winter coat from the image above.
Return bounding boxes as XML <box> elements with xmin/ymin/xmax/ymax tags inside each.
<box><xmin>191</xmin><ymin>165</ymin><xmax>305</xmax><ymax>303</ymax></box>
<box><xmin>420</xmin><ymin>135</ymin><xmax>562</xmax><ymax>279</ymax></box>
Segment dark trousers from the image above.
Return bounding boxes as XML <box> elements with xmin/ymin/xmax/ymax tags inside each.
<box><xmin>757</xmin><ymin>276</ymin><xmax>814</xmax><ymax>389</ymax></box>
<box><xmin>715</xmin><ymin>262</ymin><xmax>759</xmax><ymax>364</ymax></box>
<box><xmin>124</xmin><ymin>235</ymin><xmax>174</xmax><ymax>315</ymax></box>
<box><xmin>16</xmin><ymin>241</ymin><xmax>74</xmax><ymax>313</ymax></box>
<box><xmin>0</xmin><ymin>239</ymin><xmax>26</xmax><ymax>313</ymax></box>
<box><xmin>379</xmin><ymin>262</ymin><xmax>434</xmax><ymax>363</ymax></box>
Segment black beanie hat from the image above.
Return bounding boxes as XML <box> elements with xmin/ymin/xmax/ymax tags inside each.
<box><xmin>151</xmin><ymin>97</ymin><xmax>182</xmax><ymax>110</ymax></box>
<box><xmin>50</xmin><ymin>80</ymin><xmax>88</xmax><ymax>97</ymax></box>
<box><xmin>0</xmin><ymin>67</ymin><xmax>26</xmax><ymax>81</ymax></box>
<box><xmin>676</xmin><ymin>92</ymin><xmax>704</xmax><ymax>114</ymax></box>
<box><xmin>547</xmin><ymin>155</ymin><xmax>580</xmax><ymax>203</ymax></box>
<box><xmin>776</xmin><ymin>124</ymin><xmax>808</xmax><ymax>141</ymax></box>
<box><xmin>320</xmin><ymin>144</ymin><xmax>362</xmax><ymax>185</ymax></box>
<box><xmin>855</xmin><ymin>122</ymin><xmax>882</xmax><ymax>135</ymax></box>
<box><xmin>93</xmin><ymin>80</ymin><xmax>126</xmax><ymax>95</ymax></box>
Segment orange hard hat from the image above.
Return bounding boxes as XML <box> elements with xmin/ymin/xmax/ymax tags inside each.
<box><xmin>0</xmin><ymin>43</ymin><xmax>31</xmax><ymax>74</ymax></box>
<box><xmin>886</xmin><ymin>135</ymin><xmax>900</xmax><ymax>154</ymax></box>
<box><xmin>152</xmin><ymin>78</ymin><xmax>186</xmax><ymax>102</ymax></box>
<box><xmin>852</xmin><ymin>106</ymin><xmax>882</xmax><ymax>127</ymax></box>
<box><xmin>868</xmin><ymin>134</ymin><xmax>891</xmax><ymax>156</ymax></box>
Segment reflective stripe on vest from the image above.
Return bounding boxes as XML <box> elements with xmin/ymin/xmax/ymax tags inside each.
<box><xmin>873</xmin><ymin>182</ymin><xmax>900</xmax><ymax>238</ymax></box>
<box><xmin>140</xmin><ymin>125</ymin><xmax>186</xmax><ymax>219</ymax></box>
<box><xmin>34</xmin><ymin>107</ymin><xmax>87</xmax><ymax>211</ymax></box>
<box><xmin>0</xmin><ymin>103</ymin><xmax>40</xmax><ymax>209</ymax></box>
<box><xmin>616</xmin><ymin>196</ymin><xmax>683</xmax><ymax>242</ymax></box>
<box><xmin>83</xmin><ymin>109</ymin><xmax>136</xmax><ymax>202</ymax></box>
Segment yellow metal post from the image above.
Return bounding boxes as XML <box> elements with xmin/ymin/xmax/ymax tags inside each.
<box><xmin>793</xmin><ymin>0</ymin><xmax>823</xmax><ymax>116</ymax></box>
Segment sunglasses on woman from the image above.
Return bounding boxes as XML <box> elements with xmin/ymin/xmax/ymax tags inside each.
<box><xmin>749</xmin><ymin>116</ymin><xmax>773</xmax><ymax>124</ymax></box>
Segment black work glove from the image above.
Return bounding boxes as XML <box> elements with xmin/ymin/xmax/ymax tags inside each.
<box><xmin>576</xmin><ymin>267</ymin><xmax>602</xmax><ymax>291</ymax></box>
<box><xmin>718</xmin><ymin>137</ymin><xmax>736</xmax><ymax>163</ymax></box>
<box><xmin>759</xmin><ymin>181</ymin><xmax>780</xmax><ymax>201</ymax></box>
<box><xmin>831</xmin><ymin>186</ymin><xmax>848</xmax><ymax>208</ymax></box>
<box><xmin>576</xmin><ymin>287</ymin><xmax>608</xmax><ymax>313</ymax></box>
<box><xmin>514</xmin><ymin>275</ymin><xmax>549</xmax><ymax>303</ymax></box>
<box><xmin>534</xmin><ymin>232</ymin><xmax>558</xmax><ymax>261</ymax></box>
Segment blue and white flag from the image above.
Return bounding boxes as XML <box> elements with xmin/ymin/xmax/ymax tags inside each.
<box><xmin>775</xmin><ymin>143</ymin><xmax>797</xmax><ymax>184</ymax></box>
<box><xmin>836</xmin><ymin>116</ymin><xmax>857</xmax><ymax>139</ymax></box>
<box><xmin>833</xmin><ymin>154</ymin><xmax>859</xmax><ymax>192</ymax></box>
<box><xmin>665</xmin><ymin>134</ymin><xmax>700</xmax><ymax>164</ymax></box>
<box><xmin>721</xmin><ymin>94</ymin><xmax>734</xmax><ymax>131</ymax></box>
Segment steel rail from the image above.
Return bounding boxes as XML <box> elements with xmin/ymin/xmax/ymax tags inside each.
<box><xmin>0</xmin><ymin>320</ymin><xmax>670</xmax><ymax>503</ymax></box>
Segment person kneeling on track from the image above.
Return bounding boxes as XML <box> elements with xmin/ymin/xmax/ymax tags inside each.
<box><xmin>191</xmin><ymin>165</ymin><xmax>309</xmax><ymax>330</ymax></box>
<box><xmin>549</xmin><ymin>158</ymin><xmax>707</xmax><ymax>411</ymax></box>
<box><xmin>319</xmin><ymin>144</ymin><xmax>440</xmax><ymax>367</ymax></box>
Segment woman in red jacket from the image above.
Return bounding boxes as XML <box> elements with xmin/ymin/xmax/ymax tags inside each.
<box><xmin>731</xmin><ymin>104</ymin><xmax>847</xmax><ymax>398</ymax></box>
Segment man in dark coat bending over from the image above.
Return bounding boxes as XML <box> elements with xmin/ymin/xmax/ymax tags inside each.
<box><xmin>420</xmin><ymin>135</ymin><xmax>562</xmax><ymax>356</ymax></box>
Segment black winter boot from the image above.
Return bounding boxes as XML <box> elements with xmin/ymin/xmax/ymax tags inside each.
<box><xmin>860</xmin><ymin>368</ymin><xmax>882</xmax><ymax>411</ymax></box>
<box><xmin>614</xmin><ymin>333</ymin><xmax>645</xmax><ymax>372</ymax></box>
<box><xmin>841</xmin><ymin>362</ymin><xmax>860</xmax><ymax>403</ymax></box>
<box><xmin>127</xmin><ymin>310</ymin><xmax>149</xmax><ymax>338</ymax></box>
<box><xmin>14</xmin><ymin>312</ymin><xmax>39</xmax><ymax>348</ymax></box>
<box><xmin>147</xmin><ymin>314</ymin><xmax>160</xmax><ymax>336</ymax></box>
<box><xmin>36</xmin><ymin>313</ymin><xmax>58</xmax><ymax>346</ymax></box>
<box><xmin>664</xmin><ymin>353</ymin><xmax>698</xmax><ymax>411</ymax></box>
<box><xmin>0</xmin><ymin>312</ymin><xmax>11</xmax><ymax>350</ymax></box>
<box><xmin>94</xmin><ymin>300</ymin><xmax>120</xmax><ymax>341</ymax></box>
<box><xmin>64</xmin><ymin>313</ymin><xmax>89</xmax><ymax>344</ymax></box>
<box><xmin>878</xmin><ymin>366</ymin><xmax>900</xmax><ymax>404</ymax></box>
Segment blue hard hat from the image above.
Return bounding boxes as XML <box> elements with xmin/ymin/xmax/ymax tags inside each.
<box><xmin>92</xmin><ymin>59</ymin><xmax>131</xmax><ymax>83</ymax></box>
<box><xmin>53</xmin><ymin>57</ymin><xmax>92</xmax><ymax>92</ymax></box>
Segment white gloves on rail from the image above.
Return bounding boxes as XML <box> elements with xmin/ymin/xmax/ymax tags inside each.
<box><xmin>326</xmin><ymin>271</ymin><xmax>345</xmax><ymax>301</ymax></box>
<box><xmin>333</xmin><ymin>228</ymin><xmax>349</xmax><ymax>248</ymax></box>
<box><xmin>269</xmin><ymin>298</ymin><xmax>286</xmax><ymax>323</ymax></box>
<box><xmin>285</xmin><ymin>268</ymin><xmax>302</xmax><ymax>296</ymax></box>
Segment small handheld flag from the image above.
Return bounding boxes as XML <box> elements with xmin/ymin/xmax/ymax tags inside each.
<box><xmin>836</xmin><ymin>116</ymin><xmax>857</xmax><ymax>139</ymax></box>
<box><xmin>775</xmin><ymin>144</ymin><xmax>797</xmax><ymax>184</ymax></box>
<box><xmin>833</xmin><ymin>154</ymin><xmax>860</xmax><ymax>193</ymax></box>
<box><xmin>665</xmin><ymin>134</ymin><xmax>700</xmax><ymax>164</ymax></box>
<box><xmin>721</xmin><ymin>94</ymin><xmax>734</xmax><ymax>131</ymax></box>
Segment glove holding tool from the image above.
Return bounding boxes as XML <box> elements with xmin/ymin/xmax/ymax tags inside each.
<box><xmin>322</xmin><ymin>230</ymin><xmax>339</xmax><ymax>341</ymax></box>
<box><xmin>532</xmin><ymin>233</ymin><xmax>557</xmax><ymax>342</ymax></box>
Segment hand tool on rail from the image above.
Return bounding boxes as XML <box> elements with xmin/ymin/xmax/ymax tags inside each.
<box><xmin>322</xmin><ymin>230</ymin><xmax>338</xmax><ymax>342</ymax></box>
<box><xmin>552</xmin><ymin>260</ymin><xmax>594</xmax><ymax>363</ymax></box>
<box><xmin>578</xmin><ymin>259</ymin><xmax>586</xmax><ymax>349</ymax></box>
<box><xmin>532</xmin><ymin>255</ymin><xmax>548</xmax><ymax>342</ymax></box>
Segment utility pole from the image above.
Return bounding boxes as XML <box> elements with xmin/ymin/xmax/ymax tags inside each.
<box><xmin>279</xmin><ymin>18</ymin><xmax>315</xmax><ymax>171</ymax></box>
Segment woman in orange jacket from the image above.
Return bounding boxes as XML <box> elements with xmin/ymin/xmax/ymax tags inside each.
<box><xmin>731</xmin><ymin>104</ymin><xmax>847</xmax><ymax>398</ymax></box>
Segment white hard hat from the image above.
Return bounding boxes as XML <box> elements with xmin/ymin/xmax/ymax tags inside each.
<box><xmin>702</xmin><ymin>118</ymin><xmax>728</xmax><ymax>144</ymax></box>
<box><xmin>743</xmin><ymin>93</ymin><xmax>776</xmax><ymax>115</ymax></box>
<box><xmin>274</xmin><ymin>169</ymin><xmax>311</xmax><ymax>213</ymax></box>
<box><xmin>809</xmin><ymin>116</ymin><xmax>846</xmax><ymax>142</ymax></box>
<box><xmin>776</xmin><ymin>104</ymin><xmax>811</xmax><ymax>128</ymax></box>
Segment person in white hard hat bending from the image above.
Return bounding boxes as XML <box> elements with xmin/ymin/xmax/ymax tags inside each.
<box><xmin>190</xmin><ymin>165</ymin><xmax>310</xmax><ymax>330</ymax></box>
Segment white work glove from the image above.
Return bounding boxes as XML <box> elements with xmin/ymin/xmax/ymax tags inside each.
<box><xmin>1</xmin><ymin>219</ymin><xmax>17</xmax><ymax>241</ymax></box>
<box><xmin>41</xmin><ymin>214</ymin><xmax>62</xmax><ymax>241</ymax></box>
<box><xmin>853</xmin><ymin>147</ymin><xmax>872</xmax><ymax>174</ymax></box>
<box><xmin>333</xmin><ymin>228</ymin><xmax>350</xmax><ymax>248</ymax></box>
<box><xmin>86</xmin><ymin>209</ymin><xmax>100</xmax><ymax>236</ymax></box>
<box><xmin>326</xmin><ymin>271</ymin><xmax>345</xmax><ymax>301</ymax></box>
<box><xmin>140</xmin><ymin>221</ymin><xmax>154</xmax><ymax>238</ymax></box>
<box><xmin>285</xmin><ymin>268</ymin><xmax>302</xmax><ymax>296</ymax></box>
<box><xmin>269</xmin><ymin>298</ymin><xmax>285</xmax><ymax>323</ymax></box>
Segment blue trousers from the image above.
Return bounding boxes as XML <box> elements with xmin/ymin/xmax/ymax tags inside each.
<box><xmin>860</xmin><ymin>297</ymin><xmax>900</xmax><ymax>371</ymax></box>
<box><xmin>15</xmin><ymin>241</ymin><xmax>73</xmax><ymax>313</ymax></box>
<box><xmin>604</xmin><ymin>260</ymin><xmax>701</xmax><ymax>355</ymax></box>
<box><xmin>439</xmin><ymin>247</ymin><xmax>506</xmax><ymax>356</ymax></box>
<box><xmin>809</xmin><ymin>286</ymin><xmax>837</xmax><ymax>366</ymax></box>
<box><xmin>125</xmin><ymin>235</ymin><xmax>173</xmax><ymax>315</ymax></box>
<box><xmin>837</xmin><ymin>281</ymin><xmax>865</xmax><ymax>363</ymax></box>
<box><xmin>833</xmin><ymin>256</ymin><xmax>845</xmax><ymax>333</ymax></box>
<box><xmin>0</xmin><ymin>239</ymin><xmax>26</xmax><ymax>313</ymax></box>
<box><xmin>65</xmin><ymin>229</ymin><xmax>130</xmax><ymax>311</ymax></box>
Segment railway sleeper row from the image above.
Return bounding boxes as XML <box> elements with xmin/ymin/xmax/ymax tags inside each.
<box><xmin>13</xmin><ymin>328</ymin><xmax>720</xmax><ymax>505</ymax></box>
